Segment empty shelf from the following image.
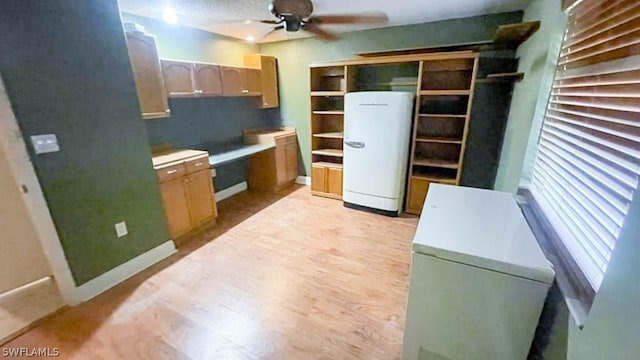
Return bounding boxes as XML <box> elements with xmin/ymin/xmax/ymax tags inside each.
<box><xmin>313</xmin><ymin>132</ymin><xmax>344</xmax><ymax>139</ymax></box>
<box><xmin>419</xmin><ymin>114</ymin><xmax>467</xmax><ymax>119</ymax></box>
<box><xmin>313</xmin><ymin>162</ymin><xmax>343</xmax><ymax>169</ymax></box>
<box><xmin>311</xmin><ymin>91</ymin><xmax>345</xmax><ymax>96</ymax></box>
<box><xmin>413</xmin><ymin>159</ymin><xmax>459</xmax><ymax>169</ymax></box>
<box><xmin>476</xmin><ymin>72</ymin><xmax>525</xmax><ymax>83</ymax></box>
<box><xmin>415</xmin><ymin>137</ymin><xmax>463</xmax><ymax>144</ymax></box>
<box><xmin>312</xmin><ymin>149</ymin><xmax>344</xmax><ymax>157</ymax></box>
<box><xmin>419</xmin><ymin>90</ymin><xmax>471</xmax><ymax>96</ymax></box>
<box><xmin>411</xmin><ymin>175</ymin><xmax>457</xmax><ymax>184</ymax></box>
<box><xmin>313</xmin><ymin>110</ymin><xmax>344</xmax><ymax>115</ymax></box>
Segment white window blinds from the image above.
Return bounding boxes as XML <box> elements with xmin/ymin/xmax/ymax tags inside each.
<box><xmin>531</xmin><ymin>0</ymin><xmax>640</xmax><ymax>291</ymax></box>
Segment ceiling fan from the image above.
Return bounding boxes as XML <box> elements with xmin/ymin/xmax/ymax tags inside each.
<box><xmin>255</xmin><ymin>0</ymin><xmax>389</xmax><ymax>41</ymax></box>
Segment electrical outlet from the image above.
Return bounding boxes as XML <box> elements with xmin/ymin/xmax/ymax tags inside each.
<box><xmin>114</xmin><ymin>221</ymin><xmax>128</xmax><ymax>238</ymax></box>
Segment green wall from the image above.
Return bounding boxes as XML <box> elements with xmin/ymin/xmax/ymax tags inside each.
<box><xmin>259</xmin><ymin>12</ymin><xmax>523</xmax><ymax>176</ymax></box>
<box><xmin>0</xmin><ymin>0</ymin><xmax>169</xmax><ymax>285</ymax></box>
<box><xmin>121</xmin><ymin>13</ymin><xmax>259</xmax><ymax>65</ymax></box>
<box><xmin>493</xmin><ymin>0</ymin><xmax>567</xmax><ymax>192</ymax></box>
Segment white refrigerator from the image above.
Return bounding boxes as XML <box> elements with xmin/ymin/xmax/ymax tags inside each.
<box><xmin>343</xmin><ymin>92</ymin><xmax>414</xmax><ymax>216</ymax></box>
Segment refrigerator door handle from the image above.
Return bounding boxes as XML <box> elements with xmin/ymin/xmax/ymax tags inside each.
<box><xmin>344</xmin><ymin>141</ymin><xmax>365</xmax><ymax>149</ymax></box>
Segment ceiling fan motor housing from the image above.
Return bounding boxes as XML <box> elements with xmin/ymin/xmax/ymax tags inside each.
<box><xmin>269</xmin><ymin>0</ymin><xmax>314</xmax><ymax>19</ymax></box>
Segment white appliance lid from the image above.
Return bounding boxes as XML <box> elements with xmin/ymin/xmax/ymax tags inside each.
<box><xmin>412</xmin><ymin>184</ymin><xmax>555</xmax><ymax>284</ymax></box>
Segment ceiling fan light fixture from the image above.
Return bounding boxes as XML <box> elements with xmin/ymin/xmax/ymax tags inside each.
<box><xmin>162</xmin><ymin>6</ymin><xmax>178</xmax><ymax>24</ymax></box>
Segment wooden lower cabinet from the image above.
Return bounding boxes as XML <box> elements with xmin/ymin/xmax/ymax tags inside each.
<box><xmin>247</xmin><ymin>133</ymin><xmax>298</xmax><ymax>192</ymax></box>
<box><xmin>159</xmin><ymin>178</ymin><xmax>192</xmax><ymax>238</ymax></box>
<box><xmin>407</xmin><ymin>178</ymin><xmax>445</xmax><ymax>215</ymax></box>
<box><xmin>156</xmin><ymin>157</ymin><xmax>217</xmax><ymax>239</ymax></box>
<box><xmin>311</xmin><ymin>163</ymin><xmax>343</xmax><ymax>199</ymax></box>
<box><xmin>185</xmin><ymin>170</ymin><xmax>217</xmax><ymax>227</ymax></box>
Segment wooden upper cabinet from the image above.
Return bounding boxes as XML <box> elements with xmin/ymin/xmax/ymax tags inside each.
<box><xmin>244</xmin><ymin>68</ymin><xmax>262</xmax><ymax>96</ymax></box>
<box><xmin>194</xmin><ymin>64</ymin><xmax>223</xmax><ymax>96</ymax></box>
<box><xmin>125</xmin><ymin>31</ymin><xmax>170</xmax><ymax>119</ymax></box>
<box><xmin>244</xmin><ymin>54</ymin><xmax>279</xmax><ymax>108</ymax></box>
<box><xmin>221</xmin><ymin>66</ymin><xmax>246</xmax><ymax>96</ymax></box>
<box><xmin>161</xmin><ymin>60</ymin><xmax>196</xmax><ymax>97</ymax></box>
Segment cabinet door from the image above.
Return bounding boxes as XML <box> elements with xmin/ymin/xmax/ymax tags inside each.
<box><xmin>260</xmin><ymin>56</ymin><xmax>279</xmax><ymax>108</ymax></box>
<box><xmin>275</xmin><ymin>138</ymin><xmax>287</xmax><ymax>186</ymax></box>
<box><xmin>125</xmin><ymin>32</ymin><xmax>169</xmax><ymax>119</ymax></box>
<box><xmin>285</xmin><ymin>142</ymin><xmax>298</xmax><ymax>183</ymax></box>
<box><xmin>185</xmin><ymin>170</ymin><xmax>217</xmax><ymax>227</ymax></box>
<box><xmin>407</xmin><ymin>178</ymin><xmax>431</xmax><ymax>214</ymax></box>
<box><xmin>221</xmin><ymin>66</ymin><xmax>245</xmax><ymax>96</ymax></box>
<box><xmin>194</xmin><ymin>64</ymin><xmax>223</xmax><ymax>96</ymax></box>
<box><xmin>159</xmin><ymin>178</ymin><xmax>192</xmax><ymax>238</ymax></box>
<box><xmin>312</xmin><ymin>165</ymin><xmax>327</xmax><ymax>193</ymax></box>
<box><xmin>162</xmin><ymin>60</ymin><xmax>196</xmax><ymax>97</ymax></box>
<box><xmin>327</xmin><ymin>168</ymin><xmax>343</xmax><ymax>196</ymax></box>
<box><xmin>244</xmin><ymin>68</ymin><xmax>262</xmax><ymax>96</ymax></box>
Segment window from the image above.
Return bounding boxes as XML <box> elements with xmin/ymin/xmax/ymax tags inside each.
<box><xmin>529</xmin><ymin>0</ymin><xmax>640</xmax><ymax>303</ymax></box>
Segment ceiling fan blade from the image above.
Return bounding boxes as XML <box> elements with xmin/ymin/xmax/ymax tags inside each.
<box><xmin>303</xmin><ymin>22</ymin><xmax>338</xmax><ymax>41</ymax></box>
<box><xmin>309</xmin><ymin>13</ymin><xmax>389</xmax><ymax>25</ymax></box>
<box><xmin>260</xmin><ymin>20</ymin><xmax>284</xmax><ymax>25</ymax></box>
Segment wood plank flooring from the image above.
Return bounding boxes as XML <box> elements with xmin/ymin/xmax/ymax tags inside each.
<box><xmin>1</xmin><ymin>186</ymin><xmax>418</xmax><ymax>359</ymax></box>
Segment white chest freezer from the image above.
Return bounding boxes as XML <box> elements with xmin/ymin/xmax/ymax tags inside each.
<box><xmin>402</xmin><ymin>185</ymin><xmax>555</xmax><ymax>360</ymax></box>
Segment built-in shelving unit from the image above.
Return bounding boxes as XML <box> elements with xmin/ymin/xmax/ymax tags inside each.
<box><xmin>308</xmin><ymin>20</ymin><xmax>538</xmax><ymax>209</ymax></box>
<box><xmin>406</xmin><ymin>53</ymin><xmax>479</xmax><ymax>214</ymax></box>
<box><xmin>310</xmin><ymin>65</ymin><xmax>350</xmax><ymax>199</ymax></box>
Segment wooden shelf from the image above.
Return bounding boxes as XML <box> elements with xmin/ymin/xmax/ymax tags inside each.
<box><xmin>494</xmin><ymin>21</ymin><xmax>541</xmax><ymax>47</ymax></box>
<box><xmin>413</xmin><ymin>159</ymin><xmax>459</xmax><ymax>169</ymax></box>
<box><xmin>419</xmin><ymin>90</ymin><xmax>471</xmax><ymax>96</ymax></box>
<box><xmin>311</xmin><ymin>91</ymin><xmax>345</xmax><ymax>96</ymax></box>
<box><xmin>419</xmin><ymin>114</ymin><xmax>467</xmax><ymax>119</ymax></box>
<box><xmin>313</xmin><ymin>132</ymin><xmax>344</xmax><ymax>139</ymax></box>
<box><xmin>411</xmin><ymin>175</ymin><xmax>457</xmax><ymax>185</ymax></box>
<box><xmin>312</xmin><ymin>162</ymin><xmax>343</xmax><ymax>169</ymax></box>
<box><xmin>358</xmin><ymin>81</ymin><xmax>418</xmax><ymax>87</ymax></box>
<box><xmin>312</xmin><ymin>110</ymin><xmax>344</xmax><ymax>115</ymax></box>
<box><xmin>415</xmin><ymin>137</ymin><xmax>463</xmax><ymax>144</ymax></box>
<box><xmin>312</xmin><ymin>149</ymin><xmax>344</xmax><ymax>158</ymax></box>
<box><xmin>476</xmin><ymin>72</ymin><xmax>525</xmax><ymax>83</ymax></box>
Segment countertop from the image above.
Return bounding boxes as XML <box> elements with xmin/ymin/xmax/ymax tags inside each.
<box><xmin>152</xmin><ymin>149</ymin><xmax>209</xmax><ymax>170</ymax></box>
<box><xmin>208</xmin><ymin>143</ymin><xmax>274</xmax><ymax>167</ymax></box>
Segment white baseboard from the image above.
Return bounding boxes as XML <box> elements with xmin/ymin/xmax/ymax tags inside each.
<box><xmin>296</xmin><ymin>176</ymin><xmax>311</xmax><ymax>186</ymax></box>
<box><xmin>216</xmin><ymin>181</ymin><xmax>248</xmax><ymax>202</ymax></box>
<box><xmin>72</xmin><ymin>240</ymin><xmax>176</xmax><ymax>304</ymax></box>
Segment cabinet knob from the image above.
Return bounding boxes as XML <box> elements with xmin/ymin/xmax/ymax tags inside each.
<box><xmin>165</xmin><ymin>109</ymin><xmax>171</xmax><ymax>113</ymax></box>
<box><xmin>242</xmin><ymin>89</ymin><xmax>249</xmax><ymax>94</ymax></box>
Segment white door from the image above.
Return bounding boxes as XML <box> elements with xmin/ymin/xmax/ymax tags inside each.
<box><xmin>344</xmin><ymin>92</ymin><xmax>413</xmax><ymax>198</ymax></box>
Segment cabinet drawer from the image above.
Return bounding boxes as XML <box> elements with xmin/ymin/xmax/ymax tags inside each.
<box><xmin>156</xmin><ymin>163</ymin><xmax>186</xmax><ymax>183</ymax></box>
<box><xmin>185</xmin><ymin>157</ymin><xmax>210</xmax><ymax>174</ymax></box>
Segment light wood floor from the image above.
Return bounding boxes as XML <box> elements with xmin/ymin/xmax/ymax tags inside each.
<box><xmin>2</xmin><ymin>186</ymin><xmax>418</xmax><ymax>359</ymax></box>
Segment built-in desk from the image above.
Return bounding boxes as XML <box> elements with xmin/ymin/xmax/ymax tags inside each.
<box><xmin>207</xmin><ymin>143</ymin><xmax>274</xmax><ymax>167</ymax></box>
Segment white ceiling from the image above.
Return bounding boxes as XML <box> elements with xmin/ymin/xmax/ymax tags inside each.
<box><xmin>118</xmin><ymin>0</ymin><xmax>531</xmax><ymax>43</ymax></box>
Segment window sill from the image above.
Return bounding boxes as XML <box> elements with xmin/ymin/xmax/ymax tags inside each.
<box><xmin>517</xmin><ymin>188</ymin><xmax>590</xmax><ymax>330</ymax></box>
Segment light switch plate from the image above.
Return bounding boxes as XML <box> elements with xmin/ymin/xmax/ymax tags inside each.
<box><xmin>115</xmin><ymin>221</ymin><xmax>128</xmax><ymax>238</ymax></box>
<box><xmin>30</xmin><ymin>134</ymin><xmax>60</xmax><ymax>154</ymax></box>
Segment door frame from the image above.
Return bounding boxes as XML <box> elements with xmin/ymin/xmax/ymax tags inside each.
<box><xmin>0</xmin><ymin>74</ymin><xmax>78</xmax><ymax>305</ymax></box>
